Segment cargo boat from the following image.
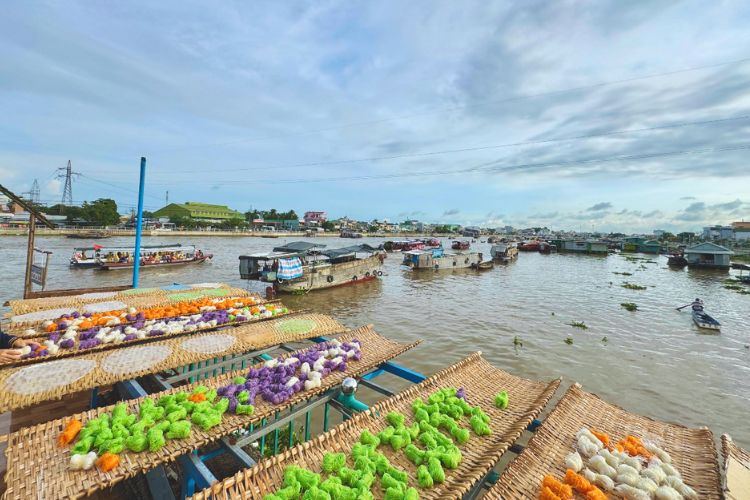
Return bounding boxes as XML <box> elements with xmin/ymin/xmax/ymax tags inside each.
<box><xmin>239</xmin><ymin>241</ymin><xmax>384</xmax><ymax>293</ymax></box>
<box><xmin>490</xmin><ymin>243</ymin><xmax>518</xmax><ymax>264</ymax></box>
<box><xmin>402</xmin><ymin>247</ymin><xmax>481</xmax><ymax>271</ymax></box>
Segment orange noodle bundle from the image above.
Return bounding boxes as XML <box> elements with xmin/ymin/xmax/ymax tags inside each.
<box><xmin>57</xmin><ymin>419</ymin><xmax>82</xmax><ymax>447</ymax></box>
<box><xmin>188</xmin><ymin>392</ymin><xmax>206</xmax><ymax>403</ymax></box>
<box><xmin>564</xmin><ymin>469</ymin><xmax>594</xmax><ymax>493</ymax></box>
<box><xmin>541</xmin><ymin>475</ymin><xmax>573</xmax><ymax>499</ymax></box>
<box><xmin>539</xmin><ymin>486</ymin><xmax>562</xmax><ymax>500</ymax></box>
<box><xmin>585</xmin><ymin>489</ymin><xmax>608</xmax><ymax>500</ymax></box>
<box><xmin>96</xmin><ymin>452</ymin><xmax>120</xmax><ymax>472</ymax></box>
<box><xmin>616</xmin><ymin>435</ymin><xmax>652</xmax><ymax>458</ymax></box>
<box><xmin>589</xmin><ymin>429</ymin><xmax>610</xmax><ymax>449</ymax></box>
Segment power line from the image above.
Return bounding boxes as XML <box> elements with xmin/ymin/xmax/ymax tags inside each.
<box><xmin>131</xmin><ymin>113</ymin><xmax>750</xmax><ymax>177</ymax></box>
<box><xmin>141</xmin><ymin>56</ymin><xmax>750</xmax><ymax>154</ymax></box>
<box><xmin>155</xmin><ymin>143</ymin><xmax>750</xmax><ymax>185</ymax></box>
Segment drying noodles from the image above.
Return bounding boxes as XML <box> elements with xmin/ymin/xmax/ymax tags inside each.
<box><xmin>542</xmin><ymin>427</ymin><xmax>699</xmax><ymax>500</ymax></box>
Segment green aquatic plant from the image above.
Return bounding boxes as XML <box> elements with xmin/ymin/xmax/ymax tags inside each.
<box><xmin>569</xmin><ymin>321</ymin><xmax>588</xmax><ymax>329</ymax></box>
<box><xmin>620</xmin><ymin>302</ymin><xmax>638</xmax><ymax>312</ymax></box>
<box><xmin>621</xmin><ymin>282</ymin><xmax>647</xmax><ymax>290</ymax></box>
<box><xmin>612</xmin><ymin>271</ymin><xmax>633</xmax><ymax>276</ymax></box>
<box><xmin>724</xmin><ymin>284</ymin><xmax>743</xmax><ymax>291</ymax></box>
<box><xmin>564</xmin><ymin>337</ymin><xmax>574</xmax><ymax>345</ymax></box>
<box><xmin>513</xmin><ymin>336</ymin><xmax>523</xmax><ymax>347</ymax></box>
<box><xmin>601</xmin><ymin>336</ymin><xmax>608</xmax><ymax>343</ymax></box>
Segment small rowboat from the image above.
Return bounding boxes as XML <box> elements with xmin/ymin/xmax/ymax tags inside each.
<box><xmin>472</xmin><ymin>261</ymin><xmax>494</xmax><ymax>271</ymax></box>
<box><xmin>692</xmin><ymin>310</ymin><xmax>720</xmax><ymax>330</ymax></box>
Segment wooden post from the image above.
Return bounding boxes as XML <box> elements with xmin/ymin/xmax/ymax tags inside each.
<box><xmin>24</xmin><ymin>214</ymin><xmax>36</xmax><ymax>299</ymax></box>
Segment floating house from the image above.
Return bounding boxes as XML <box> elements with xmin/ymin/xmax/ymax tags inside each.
<box><xmin>684</xmin><ymin>242</ymin><xmax>733</xmax><ymax>269</ymax></box>
<box><xmin>551</xmin><ymin>240</ymin><xmax>608</xmax><ymax>254</ymax></box>
<box><xmin>621</xmin><ymin>237</ymin><xmax>661</xmax><ymax>254</ymax></box>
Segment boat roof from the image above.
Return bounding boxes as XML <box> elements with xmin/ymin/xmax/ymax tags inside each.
<box><xmin>684</xmin><ymin>242</ymin><xmax>734</xmax><ymax>255</ymax></box>
<box><xmin>73</xmin><ymin>244</ymin><xmax>185</xmax><ymax>251</ymax></box>
<box><xmin>322</xmin><ymin>244</ymin><xmax>379</xmax><ymax>258</ymax></box>
<box><xmin>272</xmin><ymin>241</ymin><xmax>325</xmax><ymax>253</ymax></box>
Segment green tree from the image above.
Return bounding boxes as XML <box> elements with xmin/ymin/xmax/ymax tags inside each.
<box><xmin>321</xmin><ymin>221</ymin><xmax>335</xmax><ymax>231</ymax></box>
<box><xmin>82</xmin><ymin>199</ymin><xmax>120</xmax><ymax>226</ymax></box>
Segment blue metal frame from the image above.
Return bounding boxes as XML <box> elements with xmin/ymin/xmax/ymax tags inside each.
<box><xmin>132</xmin><ymin>156</ymin><xmax>146</xmax><ymax>288</ymax></box>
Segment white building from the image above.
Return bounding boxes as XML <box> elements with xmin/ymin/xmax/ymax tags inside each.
<box><xmin>702</xmin><ymin>225</ymin><xmax>734</xmax><ymax>240</ymax></box>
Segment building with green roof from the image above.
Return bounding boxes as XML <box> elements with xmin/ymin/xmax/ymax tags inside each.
<box><xmin>153</xmin><ymin>202</ymin><xmax>242</xmax><ymax>222</ymax></box>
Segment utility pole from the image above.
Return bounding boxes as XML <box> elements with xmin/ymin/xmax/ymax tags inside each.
<box><xmin>166</xmin><ymin>190</ymin><xmax>169</xmax><ymax>206</ymax></box>
<box><xmin>22</xmin><ymin>179</ymin><xmax>40</xmax><ymax>205</ymax></box>
<box><xmin>55</xmin><ymin>160</ymin><xmax>80</xmax><ymax>211</ymax></box>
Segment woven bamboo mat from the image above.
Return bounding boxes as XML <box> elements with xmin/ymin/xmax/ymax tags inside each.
<box><xmin>722</xmin><ymin>434</ymin><xmax>750</xmax><ymax>500</ymax></box>
<box><xmin>0</xmin><ymin>313</ymin><xmax>345</xmax><ymax>413</ymax></box>
<box><xmin>0</xmin><ymin>302</ymin><xmax>286</xmax><ymax>368</ymax></box>
<box><xmin>5</xmin><ymin>283</ymin><xmax>242</xmax><ymax>315</ymax></box>
<box><xmin>6</xmin><ymin>288</ymin><xmax>256</xmax><ymax>332</ymax></box>
<box><xmin>189</xmin><ymin>352</ymin><xmax>561</xmax><ymax>500</ymax></box>
<box><xmin>486</xmin><ymin>383</ymin><xmax>722</xmax><ymax>499</ymax></box>
<box><xmin>2</xmin><ymin>326</ymin><xmax>419</xmax><ymax>500</ymax></box>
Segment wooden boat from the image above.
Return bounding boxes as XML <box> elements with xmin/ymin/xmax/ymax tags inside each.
<box><xmin>67</xmin><ymin>230</ymin><xmax>111</xmax><ymax>239</ymax></box>
<box><xmin>70</xmin><ymin>244</ymin><xmax>185</xmax><ymax>268</ymax></box>
<box><xmin>538</xmin><ymin>242</ymin><xmax>557</xmax><ymax>254</ymax></box>
<box><xmin>96</xmin><ymin>245</ymin><xmax>212</xmax><ymax>271</ymax></box>
<box><xmin>340</xmin><ymin>230</ymin><xmax>364</xmax><ymax>238</ymax></box>
<box><xmin>383</xmin><ymin>240</ymin><xmax>426</xmax><ymax>252</ymax></box>
<box><xmin>239</xmin><ymin>241</ymin><xmax>384</xmax><ymax>292</ymax></box>
<box><xmin>692</xmin><ymin>310</ymin><xmax>720</xmax><ymax>330</ymax></box>
<box><xmin>402</xmin><ymin>247</ymin><xmax>481</xmax><ymax>270</ymax></box>
<box><xmin>518</xmin><ymin>241</ymin><xmax>540</xmax><ymax>251</ymax></box>
<box><xmin>667</xmin><ymin>253</ymin><xmax>688</xmax><ymax>267</ymax></box>
<box><xmin>490</xmin><ymin>243</ymin><xmax>518</xmax><ymax>264</ymax></box>
<box><xmin>472</xmin><ymin>260</ymin><xmax>494</xmax><ymax>271</ymax></box>
<box><xmin>451</xmin><ymin>240</ymin><xmax>470</xmax><ymax>251</ymax></box>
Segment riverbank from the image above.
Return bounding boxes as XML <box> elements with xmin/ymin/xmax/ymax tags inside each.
<box><xmin>0</xmin><ymin>228</ymin><xmax>436</xmax><ymax>238</ymax></box>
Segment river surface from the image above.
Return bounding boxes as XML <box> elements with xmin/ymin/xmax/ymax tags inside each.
<box><xmin>1</xmin><ymin>235</ymin><xmax>748</xmax><ymax>447</ymax></box>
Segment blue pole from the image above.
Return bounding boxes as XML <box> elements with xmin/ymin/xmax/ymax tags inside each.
<box><xmin>132</xmin><ymin>157</ymin><xmax>146</xmax><ymax>288</ymax></box>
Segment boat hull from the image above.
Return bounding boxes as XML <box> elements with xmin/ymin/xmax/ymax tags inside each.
<box><xmin>406</xmin><ymin>252</ymin><xmax>481</xmax><ymax>271</ymax></box>
<box><xmin>692</xmin><ymin>310</ymin><xmax>720</xmax><ymax>330</ymax></box>
<box><xmin>98</xmin><ymin>256</ymin><xmax>211</xmax><ymax>270</ymax></box>
<box><xmin>276</xmin><ymin>254</ymin><xmax>383</xmax><ymax>292</ymax></box>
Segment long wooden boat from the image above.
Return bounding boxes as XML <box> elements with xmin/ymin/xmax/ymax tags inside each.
<box><xmin>70</xmin><ymin>243</ymin><xmax>186</xmax><ymax>268</ymax></box>
<box><xmin>451</xmin><ymin>240</ymin><xmax>470</xmax><ymax>250</ymax></box>
<box><xmin>66</xmin><ymin>230</ymin><xmax>111</xmax><ymax>239</ymax></box>
<box><xmin>239</xmin><ymin>241</ymin><xmax>385</xmax><ymax>292</ymax></box>
<box><xmin>98</xmin><ymin>255</ymin><xmax>211</xmax><ymax>270</ymax></box>
<box><xmin>693</xmin><ymin>310</ymin><xmax>720</xmax><ymax>330</ymax></box>
<box><xmin>95</xmin><ymin>244</ymin><xmax>212</xmax><ymax>271</ymax></box>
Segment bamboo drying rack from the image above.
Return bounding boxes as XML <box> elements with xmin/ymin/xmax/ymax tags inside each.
<box><xmin>2</xmin><ymin>326</ymin><xmax>419</xmax><ymax>500</ymax></box>
<box><xmin>0</xmin><ymin>301</ymin><xmax>287</xmax><ymax>368</ymax></box>
<box><xmin>486</xmin><ymin>383</ymin><xmax>722</xmax><ymax>499</ymax></box>
<box><xmin>722</xmin><ymin>434</ymin><xmax>750</xmax><ymax>500</ymax></box>
<box><xmin>6</xmin><ymin>288</ymin><xmax>256</xmax><ymax>332</ymax></box>
<box><xmin>0</xmin><ymin>313</ymin><xmax>345</xmax><ymax>413</ymax></box>
<box><xmin>190</xmin><ymin>352</ymin><xmax>561</xmax><ymax>500</ymax></box>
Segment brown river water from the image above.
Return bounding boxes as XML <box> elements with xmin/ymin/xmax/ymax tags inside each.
<box><xmin>1</xmin><ymin>235</ymin><xmax>748</xmax><ymax>447</ymax></box>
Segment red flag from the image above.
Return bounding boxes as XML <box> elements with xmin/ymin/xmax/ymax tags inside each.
<box><xmin>93</xmin><ymin>244</ymin><xmax>103</xmax><ymax>250</ymax></box>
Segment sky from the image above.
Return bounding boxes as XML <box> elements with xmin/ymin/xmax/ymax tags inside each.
<box><xmin>1</xmin><ymin>0</ymin><xmax>749</xmax><ymax>233</ymax></box>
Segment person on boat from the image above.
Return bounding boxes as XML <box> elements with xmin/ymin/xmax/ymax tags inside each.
<box><xmin>0</xmin><ymin>326</ymin><xmax>40</xmax><ymax>362</ymax></box>
<box><xmin>678</xmin><ymin>298</ymin><xmax>704</xmax><ymax>312</ymax></box>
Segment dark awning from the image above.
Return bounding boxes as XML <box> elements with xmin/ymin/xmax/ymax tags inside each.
<box><xmin>321</xmin><ymin>244</ymin><xmax>379</xmax><ymax>259</ymax></box>
<box><xmin>272</xmin><ymin>241</ymin><xmax>326</xmax><ymax>253</ymax></box>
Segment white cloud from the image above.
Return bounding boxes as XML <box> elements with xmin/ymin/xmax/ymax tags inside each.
<box><xmin>45</xmin><ymin>179</ymin><xmax>61</xmax><ymax>195</ymax></box>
